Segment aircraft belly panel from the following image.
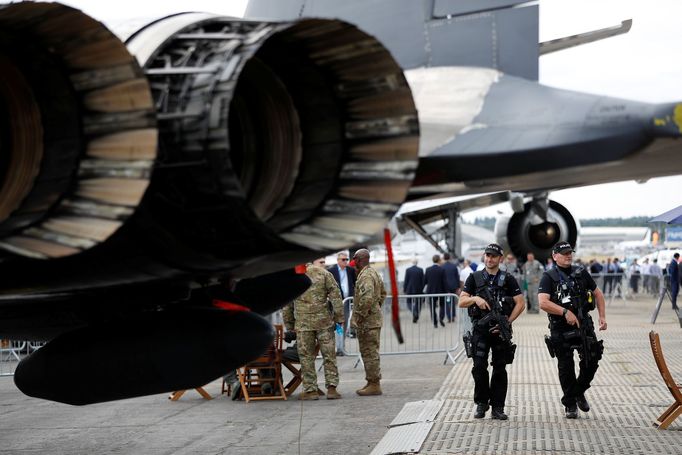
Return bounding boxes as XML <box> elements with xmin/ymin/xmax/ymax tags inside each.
<box><xmin>496</xmin><ymin>5</ymin><xmax>538</xmax><ymax>81</ymax></box>
<box><xmin>432</xmin><ymin>0</ymin><xmax>528</xmax><ymax>17</ymax></box>
<box><xmin>427</xmin><ymin>14</ymin><xmax>495</xmax><ymax>69</ymax></box>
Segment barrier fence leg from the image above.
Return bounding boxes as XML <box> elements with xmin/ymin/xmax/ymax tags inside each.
<box><xmin>651</xmin><ymin>286</ymin><xmax>668</xmax><ymax>324</ymax></box>
<box><xmin>444</xmin><ymin>351</ymin><xmax>456</xmax><ymax>365</ymax></box>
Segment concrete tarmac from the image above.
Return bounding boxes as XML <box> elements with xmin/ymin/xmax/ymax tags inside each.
<box><xmin>0</xmin><ymin>339</ymin><xmax>452</xmax><ymax>454</ymax></box>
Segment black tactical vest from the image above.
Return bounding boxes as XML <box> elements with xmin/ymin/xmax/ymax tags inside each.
<box><xmin>546</xmin><ymin>265</ymin><xmax>593</xmax><ymax>318</ymax></box>
<box><xmin>468</xmin><ymin>270</ymin><xmax>513</xmax><ymax>319</ymax></box>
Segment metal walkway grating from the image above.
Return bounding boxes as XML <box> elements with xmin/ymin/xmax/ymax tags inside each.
<box><xmin>391</xmin><ymin>297</ymin><xmax>682</xmax><ymax>454</ymax></box>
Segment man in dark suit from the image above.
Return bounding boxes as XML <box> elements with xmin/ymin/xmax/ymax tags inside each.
<box><xmin>328</xmin><ymin>252</ymin><xmax>357</xmax><ymax>349</ymax></box>
<box><xmin>403</xmin><ymin>259</ymin><xmax>425</xmax><ymax>323</ymax></box>
<box><xmin>425</xmin><ymin>254</ymin><xmax>447</xmax><ymax>328</ymax></box>
<box><xmin>441</xmin><ymin>253</ymin><xmax>460</xmax><ymax>322</ymax></box>
<box><xmin>669</xmin><ymin>253</ymin><xmax>680</xmax><ymax>310</ymax></box>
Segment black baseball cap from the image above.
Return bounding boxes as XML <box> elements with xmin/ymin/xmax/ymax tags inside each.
<box><xmin>484</xmin><ymin>243</ymin><xmax>503</xmax><ymax>256</ymax></box>
<box><xmin>552</xmin><ymin>241</ymin><xmax>574</xmax><ymax>254</ymax></box>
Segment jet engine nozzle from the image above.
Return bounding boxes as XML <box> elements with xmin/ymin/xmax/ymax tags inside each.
<box><xmin>125</xmin><ymin>14</ymin><xmax>419</xmax><ymax>262</ymax></box>
<box><xmin>0</xmin><ymin>2</ymin><xmax>157</xmax><ymax>259</ymax></box>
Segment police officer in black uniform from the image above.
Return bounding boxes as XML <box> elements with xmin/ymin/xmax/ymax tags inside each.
<box><xmin>538</xmin><ymin>241</ymin><xmax>607</xmax><ymax>419</ymax></box>
<box><xmin>459</xmin><ymin>243</ymin><xmax>525</xmax><ymax>420</ymax></box>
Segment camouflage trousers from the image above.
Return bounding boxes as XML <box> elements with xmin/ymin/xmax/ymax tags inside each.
<box><xmin>298</xmin><ymin>327</ymin><xmax>339</xmax><ymax>392</ymax></box>
<box><xmin>357</xmin><ymin>327</ymin><xmax>381</xmax><ymax>382</ymax></box>
<box><xmin>527</xmin><ymin>283</ymin><xmax>539</xmax><ymax>312</ymax></box>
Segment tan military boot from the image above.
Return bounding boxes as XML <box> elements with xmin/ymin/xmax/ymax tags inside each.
<box><xmin>356</xmin><ymin>381</ymin><xmax>382</xmax><ymax>396</ymax></box>
<box><xmin>298</xmin><ymin>390</ymin><xmax>319</xmax><ymax>400</ymax></box>
<box><xmin>326</xmin><ymin>386</ymin><xmax>342</xmax><ymax>400</ymax></box>
<box><xmin>355</xmin><ymin>382</ymin><xmax>370</xmax><ymax>394</ymax></box>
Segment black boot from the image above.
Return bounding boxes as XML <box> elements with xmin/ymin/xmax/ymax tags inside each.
<box><xmin>474</xmin><ymin>403</ymin><xmax>489</xmax><ymax>419</ymax></box>
<box><xmin>576</xmin><ymin>394</ymin><xmax>590</xmax><ymax>412</ymax></box>
<box><xmin>491</xmin><ymin>407</ymin><xmax>508</xmax><ymax>420</ymax></box>
<box><xmin>565</xmin><ymin>405</ymin><xmax>578</xmax><ymax>419</ymax></box>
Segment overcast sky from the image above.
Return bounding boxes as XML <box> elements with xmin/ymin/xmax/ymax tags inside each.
<box><xmin>36</xmin><ymin>0</ymin><xmax>682</xmax><ymax>219</ymax></box>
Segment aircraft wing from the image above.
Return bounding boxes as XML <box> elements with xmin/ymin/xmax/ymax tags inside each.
<box><xmin>408</xmin><ymin>67</ymin><xmax>682</xmax><ymax>198</ymax></box>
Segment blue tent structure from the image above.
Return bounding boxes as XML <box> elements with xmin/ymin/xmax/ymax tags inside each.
<box><xmin>649</xmin><ymin>205</ymin><xmax>682</xmax><ymax>225</ymax></box>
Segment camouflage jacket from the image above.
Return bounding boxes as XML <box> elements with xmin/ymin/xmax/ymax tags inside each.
<box><xmin>351</xmin><ymin>266</ymin><xmax>387</xmax><ymax>329</ymax></box>
<box><xmin>283</xmin><ymin>264</ymin><xmax>343</xmax><ymax>332</ymax></box>
<box><xmin>523</xmin><ymin>259</ymin><xmax>545</xmax><ymax>285</ymax></box>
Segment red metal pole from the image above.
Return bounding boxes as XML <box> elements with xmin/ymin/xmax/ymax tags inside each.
<box><xmin>384</xmin><ymin>228</ymin><xmax>404</xmax><ymax>344</ymax></box>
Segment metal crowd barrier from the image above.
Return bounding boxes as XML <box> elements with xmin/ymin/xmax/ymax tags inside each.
<box><xmin>588</xmin><ymin>272</ymin><xmax>666</xmax><ymax>305</ymax></box>
<box><xmin>342</xmin><ymin>293</ymin><xmax>465</xmax><ymax>364</ymax></box>
<box><xmin>0</xmin><ymin>340</ymin><xmax>44</xmax><ymax>376</ymax></box>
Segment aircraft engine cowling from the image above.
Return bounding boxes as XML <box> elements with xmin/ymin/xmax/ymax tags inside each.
<box><xmin>494</xmin><ymin>200</ymin><xmax>580</xmax><ymax>263</ymax></box>
<box><xmin>0</xmin><ymin>5</ymin><xmax>419</xmax><ymax>292</ymax></box>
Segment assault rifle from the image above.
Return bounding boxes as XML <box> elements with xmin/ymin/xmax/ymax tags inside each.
<box><xmin>566</xmin><ymin>269</ymin><xmax>592</xmax><ymax>370</ymax></box>
<box><xmin>476</xmin><ymin>288</ymin><xmax>513</xmax><ymax>342</ymax></box>
<box><xmin>576</xmin><ymin>304</ymin><xmax>591</xmax><ymax>370</ymax></box>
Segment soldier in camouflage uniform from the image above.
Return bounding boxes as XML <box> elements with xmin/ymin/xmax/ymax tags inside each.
<box><xmin>350</xmin><ymin>249</ymin><xmax>387</xmax><ymax>396</ymax></box>
<box><xmin>503</xmin><ymin>253</ymin><xmax>523</xmax><ymax>286</ymax></box>
<box><xmin>523</xmin><ymin>252</ymin><xmax>545</xmax><ymax>313</ymax></box>
<box><xmin>283</xmin><ymin>259</ymin><xmax>344</xmax><ymax>400</ymax></box>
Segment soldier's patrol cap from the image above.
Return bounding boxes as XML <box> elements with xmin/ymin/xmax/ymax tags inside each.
<box><xmin>552</xmin><ymin>241</ymin><xmax>574</xmax><ymax>254</ymax></box>
<box><xmin>484</xmin><ymin>243</ymin><xmax>503</xmax><ymax>256</ymax></box>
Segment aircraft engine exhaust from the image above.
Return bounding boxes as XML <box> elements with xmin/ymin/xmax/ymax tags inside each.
<box><xmin>125</xmin><ymin>13</ymin><xmax>420</xmax><ymax>268</ymax></box>
<box><xmin>0</xmin><ymin>2</ymin><xmax>157</xmax><ymax>259</ymax></box>
<box><xmin>495</xmin><ymin>200</ymin><xmax>579</xmax><ymax>263</ymax></box>
<box><xmin>0</xmin><ymin>5</ymin><xmax>420</xmax><ymax>293</ymax></box>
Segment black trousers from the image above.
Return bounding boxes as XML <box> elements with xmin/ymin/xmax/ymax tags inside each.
<box><xmin>430</xmin><ymin>296</ymin><xmax>445</xmax><ymax>326</ymax></box>
<box><xmin>407</xmin><ymin>297</ymin><xmax>423</xmax><ymax>319</ymax></box>
<box><xmin>552</xmin><ymin>319</ymin><xmax>602</xmax><ymax>407</ymax></box>
<box><xmin>471</xmin><ymin>329</ymin><xmax>510</xmax><ymax>408</ymax></box>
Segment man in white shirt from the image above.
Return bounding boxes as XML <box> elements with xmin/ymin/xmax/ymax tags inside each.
<box><xmin>328</xmin><ymin>252</ymin><xmax>356</xmax><ymax>353</ymax></box>
<box><xmin>649</xmin><ymin>259</ymin><xmax>663</xmax><ymax>295</ymax></box>
<box><xmin>640</xmin><ymin>258</ymin><xmax>651</xmax><ymax>294</ymax></box>
<box><xmin>459</xmin><ymin>259</ymin><xmax>473</xmax><ymax>289</ymax></box>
